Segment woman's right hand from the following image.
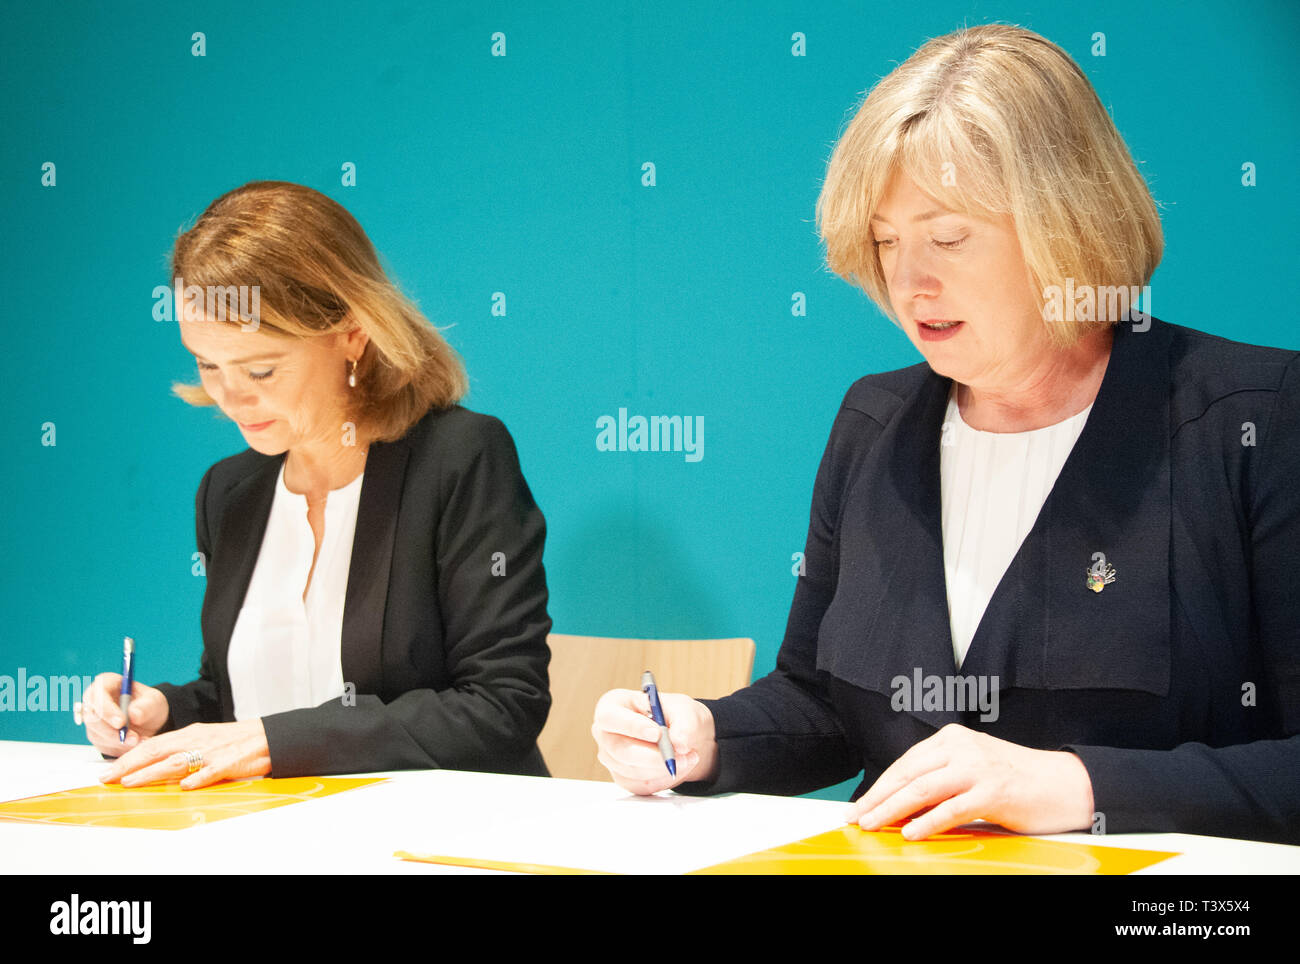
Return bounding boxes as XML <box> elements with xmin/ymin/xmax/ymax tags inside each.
<box><xmin>81</xmin><ymin>674</ymin><xmax>169</xmax><ymax>758</ymax></box>
<box><xmin>592</xmin><ymin>688</ymin><xmax>719</xmax><ymax>794</ymax></box>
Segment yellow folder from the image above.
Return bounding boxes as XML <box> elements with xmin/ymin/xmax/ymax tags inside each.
<box><xmin>689</xmin><ymin>824</ymin><xmax>1177</xmax><ymax>874</ymax></box>
<box><xmin>0</xmin><ymin>776</ymin><xmax>384</xmax><ymax>831</ymax></box>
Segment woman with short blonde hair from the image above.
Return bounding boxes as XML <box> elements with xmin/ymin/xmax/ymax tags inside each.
<box><xmin>594</xmin><ymin>25</ymin><xmax>1300</xmax><ymax>844</ymax></box>
<box><xmin>818</xmin><ymin>24</ymin><xmax>1163</xmax><ymax>346</ymax></box>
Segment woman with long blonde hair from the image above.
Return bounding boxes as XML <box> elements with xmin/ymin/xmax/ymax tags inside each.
<box><xmin>82</xmin><ymin>181</ymin><xmax>552</xmax><ymax>785</ymax></box>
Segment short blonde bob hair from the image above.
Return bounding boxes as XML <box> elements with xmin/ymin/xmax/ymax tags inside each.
<box><xmin>817</xmin><ymin>24</ymin><xmax>1163</xmax><ymax>345</ymax></box>
<box><xmin>171</xmin><ymin>181</ymin><xmax>468</xmax><ymax>442</ymax></box>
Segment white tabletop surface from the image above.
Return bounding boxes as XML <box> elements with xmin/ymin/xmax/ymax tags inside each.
<box><xmin>2</xmin><ymin>741</ymin><xmax>1297</xmax><ymax>874</ymax></box>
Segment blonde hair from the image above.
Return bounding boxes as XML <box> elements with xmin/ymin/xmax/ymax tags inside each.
<box><xmin>816</xmin><ymin>24</ymin><xmax>1163</xmax><ymax>345</ymax></box>
<box><xmin>170</xmin><ymin>181</ymin><xmax>468</xmax><ymax>441</ymax></box>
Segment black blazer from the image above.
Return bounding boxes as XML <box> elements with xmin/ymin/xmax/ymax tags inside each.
<box><xmin>688</xmin><ymin>318</ymin><xmax>1300</xmax><ymax>844</ymax></box>
<box><xmin>156</xmin><ymin>406</ymin><xmax>552</xmax><ymax>778</ymax></box>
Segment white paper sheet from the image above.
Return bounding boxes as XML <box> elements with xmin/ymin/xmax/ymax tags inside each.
<box><xmin>0</xmin><ymin>741</ymin><xmax>108</xmax><ymax>803</ymax></box>
<box><xmin>424</xmin><ymin>787</ymin><xmax>848</xmax><ymax>874</ymax></box>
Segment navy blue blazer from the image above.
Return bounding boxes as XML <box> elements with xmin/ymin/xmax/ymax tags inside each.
<box><xmin>155</xmin><ymin>407</ymin><xmax>552</xmax><ymax>778</ymax></box>
<box><xmin>690</xmin><ymin>318</ymin><xmax>1300</xmax><ymax>844</ymax></box>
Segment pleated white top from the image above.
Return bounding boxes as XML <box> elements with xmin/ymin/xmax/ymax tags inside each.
<box><xmin>226</xmin><ymin>462</ymin><xmax>363</xmax><ymax>720</ymax></box>
<box><xmin>940</xmin><ymin>384</ymin><xmax>1092</xmax><ymax>669</ymax></box>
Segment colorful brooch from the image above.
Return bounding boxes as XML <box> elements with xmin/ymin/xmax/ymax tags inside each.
<box><xmin>1086</xmin><ymin>563</ymin><xmax>1117</xmax><ymax>593</ymax></box>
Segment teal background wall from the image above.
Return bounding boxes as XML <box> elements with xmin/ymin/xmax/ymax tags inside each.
<box><xmin>3</xmin><ymin>1</ymin><xmax>1297</xmax><ymax>798</ymax></box>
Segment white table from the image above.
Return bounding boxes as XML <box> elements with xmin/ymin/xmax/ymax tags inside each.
<box><xmin>3</xmin><ymin>741</ymin><xmax>1297</xmax><ymax>874</ymax></box>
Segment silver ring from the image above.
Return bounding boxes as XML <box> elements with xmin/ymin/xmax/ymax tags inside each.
<box><xmin>183</xmin><ymin>750</ymin><xmax>203</xmax><ymax>774</ymax></box>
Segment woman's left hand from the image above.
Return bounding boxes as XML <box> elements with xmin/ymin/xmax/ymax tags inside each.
<box><xmin>100</xmin><ymin>720</ymin><xmax>271</xmax><ymax>790</ymax></box>
<box><xmin>846</xmin><ymin>723</ymin><xmax>1095</xmax><ymax>839</ymax></box>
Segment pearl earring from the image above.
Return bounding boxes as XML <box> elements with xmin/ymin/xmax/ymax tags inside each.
<box><xmin>348</xmin><ymin>359</ymin><xmax>358</xmax><ymax>388</ymax></box>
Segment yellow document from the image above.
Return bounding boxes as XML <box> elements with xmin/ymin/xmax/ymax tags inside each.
<box><xmin>0</xmin><ymin>776</ymin><xmax>384</xmax><ymax>831</ymax></box>
<box><xmin>690</xmin><ymin>824</ymin><xmax>1177</xmax><ymax>874</ymax></box>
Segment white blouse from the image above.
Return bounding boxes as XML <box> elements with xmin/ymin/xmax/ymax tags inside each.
<box><xmin>226</xmin><ymin>462</ymin><xmax>364</xmax><ymax>720</ymax></box>
<box><xmin>940</xmin><ymin>385</ymin><xmax>1092</xmax><ymax>669</ymax></box>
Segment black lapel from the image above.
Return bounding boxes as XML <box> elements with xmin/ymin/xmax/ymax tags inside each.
<box><xmin>817</xmin><ymin>370</ymin><xmax>957</xmax><ymax>711</ymax></box>
<box><xmin>340</xmin><ymin>433</ymin><xmax>410</xmax><ymax>695</ymax></box>
<box><xmin>819</xmin><ymin>319</ymin><xmax>1173</xmax><ymax>725</ymax></box>
<box><xmin>962</xmin><ymin>319</ymin><xmax>1172</xmax><ymax>696</ymax></box>
<box><xmin>203</xmin><ymin>454</ymin><xmax>283</xmax><ymax>715</ymax></box>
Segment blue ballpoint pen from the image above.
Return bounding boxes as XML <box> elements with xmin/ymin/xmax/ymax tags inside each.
<box><xmin>640</xmin><ymin>670</ymin><xmax>676</xmax><ymax>777</ymax></box>
<box><xmin>118</xmin><ymin>636</ymin><xmax>134</xmax><ymax>744</ymax></box>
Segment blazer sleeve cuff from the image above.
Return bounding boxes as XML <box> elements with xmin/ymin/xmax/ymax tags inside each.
<box><xmin>674</xmin><ymin>695</ymin><xmax>860</xmax><ymax>798</ymax></box>
<box><xmin>154</xmin><ymin>680</ymin><xmax>216</xmax><ymax>733</ymax></box>
<box><xmin>1065</xmin><ymin>741</ymin><xmax>1300</xmax><ymax>844</ymax></box>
